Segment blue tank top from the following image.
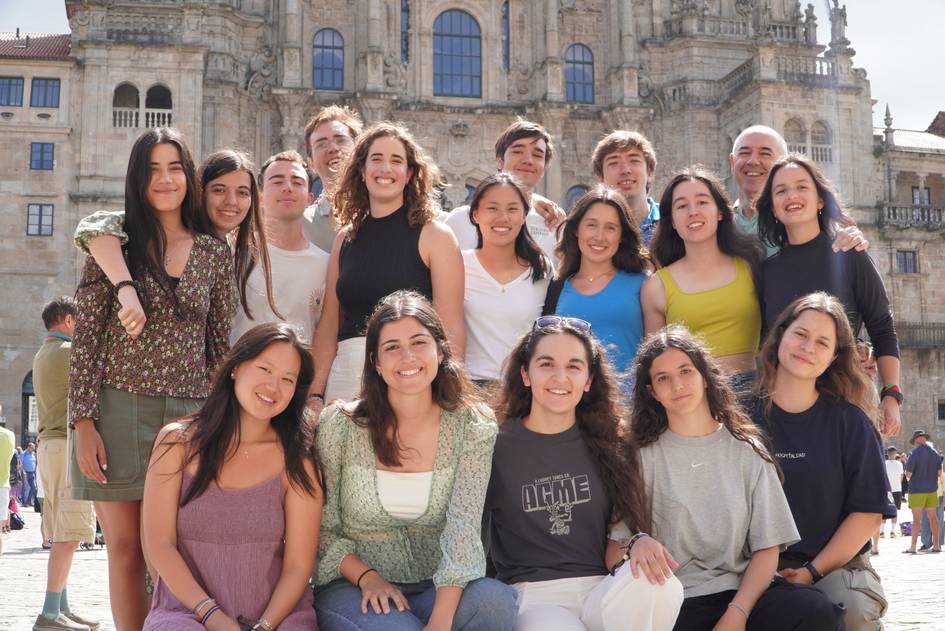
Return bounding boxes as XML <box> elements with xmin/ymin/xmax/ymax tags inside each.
<box><xmin>556</xmin><ymin>270</ymin><xmax>646</xmax><ymax>377</ymax></box>
<box><xmin>336</xmin><ymin>206</ymin><xmax>432</xmax><ymax>340</ymax></box>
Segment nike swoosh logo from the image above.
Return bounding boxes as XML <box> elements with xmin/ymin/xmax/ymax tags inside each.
<box><xmin>691</xmin><ymin>463</ymin><xmax>705</xmax><ymax>469</ymax></box>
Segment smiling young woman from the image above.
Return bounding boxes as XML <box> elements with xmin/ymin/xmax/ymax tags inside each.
<box><xmin>755</xmin><ymin>154</ymin><xmax>901</xmax><ymax>437</ymax></box>
<box><xmin>543</xmin><ymin>187</ymin><xmax>652</xmax><ymax>389</ymax></box>
<box><xmin>462</xmin><ymin>173</ymin><xmax>551</xmax><ymax>389</ymax></box>
<box><xmin>485</xmin><ymin>317</ymin><xmax>683</xmax><ymax>631</ymax></box>
<box><xmin>630</xmin><ymin>325</ymin><xmax>842</xmax><ymax>631</ymax></box>
<box><xmin>313</xmin><ymin>291</ymin><xmax>516</xmax><ymax>631</ymax></box>
<box><xmin>69</xmin><ymin>128</ymin><xmax>235</xmax><ymax>630</ymax></box>
<box><xmin>641</xmin><ymin>167</ymin><xmax>764</xmax><ymax>394</ymax></box>
<box><xmin>142</xmin><ymin>323</ymin><xmax>322</xmax><ymax>631</ymax></box>
<box><xmin>749</xmin><ymin>292</ymin><xmax>895</xmax><ymax>631</ymax></box>
<box><xmin>310</xmin><ymin>123</ymin><xmax>465</xmax><ymax>410</ymax></box>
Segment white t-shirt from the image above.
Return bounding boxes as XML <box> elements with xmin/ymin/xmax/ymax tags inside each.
<box><xmin>462</xmin><ymin>249</ymin><xmax>549</xmax><ymax>381</ymax></box>
<box><xmin>230</xmin><ymin>242</ymin><xmax>329</xmax><ymax>346</ymax></box>
<box><xmin>885</xmin><ymin>458</ymin><xmax>904</xmax><ymax>493</ymax></box>
<box><xmin>445</xmin><ymin>204</ymin><xmax>559</xmax><ymax>267</ymax></box>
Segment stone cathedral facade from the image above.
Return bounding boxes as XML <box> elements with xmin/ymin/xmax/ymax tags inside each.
<box><xmin>1</xmin><ymin>0</ymin><xmax>943</xmax><ymax>447</ymax></box>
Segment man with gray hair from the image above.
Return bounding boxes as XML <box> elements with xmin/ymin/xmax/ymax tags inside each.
<box><xmin>728</xmin><ymin>124</ymin><xmax>865</xmax><ymax>255</ymax></box>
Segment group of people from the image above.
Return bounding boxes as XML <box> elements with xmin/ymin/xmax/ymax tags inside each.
<box><xmin>25</xmin><ymin>104</ymin><xmax>908</xmax><ymax>631</ymax></box>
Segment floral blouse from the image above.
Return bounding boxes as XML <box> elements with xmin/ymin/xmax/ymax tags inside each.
<box><xmin>69</xmin><ymin>233</ymin><xmax>235</xmax><ymax>421</ymax></box>
<box><xmin>315</xmin><ymin>403</ymin><xmax>497</xmax><ymax>588</ymax></box>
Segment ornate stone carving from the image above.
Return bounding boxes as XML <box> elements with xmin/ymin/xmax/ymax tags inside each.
<box><xmin>245</xmin><ymin>43</ymin><xmax>276</xmax><ymax>100</ymax></box>
<box><xmin>383</xmin><ymin>55</ymin><xmax>407</xmax><ymax>92</ymax></box>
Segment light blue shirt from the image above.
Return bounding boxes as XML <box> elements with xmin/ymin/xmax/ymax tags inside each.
<box><xmin>556</xmin><ymin>270</ymin><xmax>646</xmax><ymax>379</ymax></box>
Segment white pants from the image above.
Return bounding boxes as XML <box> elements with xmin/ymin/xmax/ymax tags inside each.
<box><xmin>512</xmin><ymin>564</ymin><xmax>683</xmax><ymax>631</ymax></box>
<box><xmin>325</xmin><ymin>336</ymin><xmax>367</xmax><ymax>404</ymax></box>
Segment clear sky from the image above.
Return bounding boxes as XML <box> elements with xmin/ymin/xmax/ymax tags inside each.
<box><xmin>1</xmin><ymin>0</ymin><xmax>941</xmax><ymax>130</ymax></box>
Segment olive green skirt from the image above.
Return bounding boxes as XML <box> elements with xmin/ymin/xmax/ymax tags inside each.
<box><xmin>70</xmin><ymin>387</ymin><xmax>202</xmax><ymax>502</ymax></box>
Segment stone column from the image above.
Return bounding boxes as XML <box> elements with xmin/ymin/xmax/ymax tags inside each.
<box><xmin>616</xmin><ymin>0</ymin><xmax>639</xmax><ymax>104</ymax></box>
<box><xmin>282</xmin><ymin>0</ymin><xmax>302</xmax><ymax>88</ymax></box>
<box><xmin>364</xmin><ymin>0</ymin><xmax>385</xmax><ymax>90</ymax></box>
<box><xmin>916</xmin><ymin>173</ymin><xmax>928</xmax><ymax>205</ymax></box>
<box><xmin>543</xmin><ymin>0</ymin><xmax>563</xmax><ymax>101</ymax></box>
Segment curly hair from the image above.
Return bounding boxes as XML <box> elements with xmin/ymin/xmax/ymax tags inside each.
<box><xmin>753</xmin><ymin>292</ymin><xmax>880</xmax><ymax>425</ymax></box>
<box><xmin>497</xmin><ymin>321</ymin><xmax>650</xmax><ymax>533</ymax></box>
<box><xmin>332</xmin><ymin>122</ymin><xmax>439</xmax><ymax>239</ymax></box>
<box><xmin>630</xmin><ymin>325</ymin><xmax>778</xmax><ymax>471</ymax></box>
<box><xmin>347</xmin><ymin>291</ymin><xmax>482</xmax><ymax>467</ymax></box>
<box><xmin>755</xmin><ymin>154</ymin><xmax>843</xmax><ymax>250</ymax></box>
<box><xmin>651</xmin><ymin>166</ymin><xmax>763</xmax><ymax>275</ymax></box>
<box><xmin>554</xmin><ymin>185</ymin><xmax>651</xmax><ymax>281</ymax></box>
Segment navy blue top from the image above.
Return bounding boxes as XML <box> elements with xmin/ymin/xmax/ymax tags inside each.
<box><xmin>905</xmin><ymin>443</ymin><xmax>943</xmax><ymax>494</ymax></box>
<box><xmin>336</xmin><ymin>206</ymin><xmax>432</xmax><ymax>341</ymax></box>
<box><xmin>751</xmin><ymin>396</ymin><xmax>895</xmax><ymax>562</ymax></box>
<box><xmin>761</xmin><ymin>231</ymin><xmax>899</xmax><ymax>358</ymax></box>
<box><xmin>556</xmin><ymin>270</ymin><xmax>646</xmax><ymax>378</ymax></box>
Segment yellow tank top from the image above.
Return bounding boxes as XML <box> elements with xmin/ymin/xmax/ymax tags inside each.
<box><xmin>656</xmin><ymin>258</ymin><xmax>761</xmax><ymax>356</ymax></box>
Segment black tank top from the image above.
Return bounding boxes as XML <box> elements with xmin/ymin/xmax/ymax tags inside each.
<box><xmin>336</xmin><ymin>205</ymin><xmax>433</xmax><ymax>340</ymax></box>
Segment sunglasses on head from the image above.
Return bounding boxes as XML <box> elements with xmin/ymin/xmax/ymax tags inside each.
<box><xmin>533</xmin><ymin>315</ymin><xmax>592</xmax><ymax>332</ymax></box>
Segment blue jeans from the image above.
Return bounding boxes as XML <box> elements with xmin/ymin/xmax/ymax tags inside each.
<box><xmin>920</xmin><ymin>496</ymin><xmax>944</xmax><ymax>548</ymax></box>
<box><xmin>314</xmin><ymin>577</ymin><xmax>517</xmax><ymax>631</ymax></box>
<box><xmin>23</xmin><ymin>470</ymin><xmax>36</xmax><ymax>506</ymax></box>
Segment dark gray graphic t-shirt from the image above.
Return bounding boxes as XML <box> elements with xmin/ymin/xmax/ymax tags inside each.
<box><xmin>486</xmin><ymin>417</ymin><xmax>611</xmax><ymax>584</ymax></box>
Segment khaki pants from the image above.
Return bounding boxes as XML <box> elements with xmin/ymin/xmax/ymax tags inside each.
<box><xmin>38</xmin><ymin>437</ymin><xmax>95</xmax><ymax>544</ymax></box>
<box><xmin>813</xmin><ymin>553</ymin><xmax>887</xmax><ymax>631</ymax></box>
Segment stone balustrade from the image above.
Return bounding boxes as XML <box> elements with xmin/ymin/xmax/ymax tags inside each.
<box><xmin>880</xmin><ymin>204</ymin><xmax>945</xmax><ymax>229</ymax></box>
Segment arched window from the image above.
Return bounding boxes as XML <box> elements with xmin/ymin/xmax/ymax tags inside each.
<box><xmin>565</xmin><ymin>44</ymin><xmax>594</xmax><ymax>104</ymax></box>
<box><xmin>784</xmin><ymin>118</ymin><xmax>806</xmax><ymax>154</ymax></box>
<box><xmin>433</xmin><ymin>10</ymin><xmax>481</xmax><ymax>98</ymax></box>
<box><xmin>565</xmin><ymin>185</ymin><xmax>589</xmax><ymax>212</ymax></box>
<box><xmin>811</xmin><ymin>121</ymin><xmax>831</xmax><ymax>146</ymax></box>
<box><xmin>313</xmin><ymin>28</ymin><xmax>344</xmax><ymax>90</ymax></box>
<box><xmin>401</xmin><ymin>0</ymin><xmax>410</xmax><ymax>63</ymax></box>
<box><xmin>145</xmin><ymin>85</ymin><xmax>172</xmax><ymax>127</ymax></box>
<box><xmin>811</xmin><ymin>121</ymin><xmax>832</xmax><ymax>163</ymax></box>
<box><xmin>112</xmin><ymin>83</ymin><xmax>140</xmax><ymax>128</ymax></box>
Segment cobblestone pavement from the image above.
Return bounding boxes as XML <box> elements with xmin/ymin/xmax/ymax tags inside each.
<box><xmin>1</xmin><ymin>508</ymin><xmax>943</xmax><ymax>630</ymax></box>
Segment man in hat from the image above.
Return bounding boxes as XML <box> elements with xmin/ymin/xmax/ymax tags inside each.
<box><xmin>904</xmin><ymin>430</ymin><xmax>942</xmax><ymax>553</ymax></box>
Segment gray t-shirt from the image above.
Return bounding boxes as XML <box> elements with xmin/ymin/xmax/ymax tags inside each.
<box><xmin>303</xmin><ymin>195</ymin><xmax>337</xmax><ymax>253</ymax></box>
<box><xmin>640</xmin><ymin>426</ymin><xmax>799</xmax><ymax>598</ymax></box>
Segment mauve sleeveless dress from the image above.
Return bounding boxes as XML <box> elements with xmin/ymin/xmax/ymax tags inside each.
<box><xmin>143</xmin><ymin>472</ymin><xmax>318</xmax><ymax>630</ymax></box>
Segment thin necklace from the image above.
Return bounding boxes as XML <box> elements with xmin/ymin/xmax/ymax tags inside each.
<box><xmin>577</xmin><ymin>268</ymin><xmax>616</xmax><ymax>283</ymax></box>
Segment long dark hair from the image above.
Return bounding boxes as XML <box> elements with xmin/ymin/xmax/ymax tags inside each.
<box><xmin>199</xmin><ymin>150</ymin><xmax>279</xmax><ymax>320</ymax></box>
<box><xmin>347</xmin><ymin>291</ymin><xmax>480</xmax><ymax>467</ymax></box>
<box><xmin>755</xmin><ymin>154</ymin><xmax>843</xmax><ymax>250</ymax></box>
<box><xmin>498</xmin><ymin>321</ymin><xmax>650</xmax><ymax>533</ymax></box>
<box><xmin>652</xmin><ymin>167</ymin><xmax>763</xmax><ymax>276</ymax></box>
<box><xmin>753</xmin><ymin>292</ymin><xmax>880</xmax><ymax>425</ymax></box>
<box><xmin>173</xmin><ymin>322</ymin><xmax>322</xmax><ymax>505</ymax></box>
<box><xmin>630</xmin><ymin>325</ymin><xmax>778</xmax><ymax>470</ymax></box>
<box><xmin>469</xmin><ymin>173</ymin><xmax>549</xmax><ymax>282</ymax></box>
<box><xmin>123</xmin><ymin>128</ymin><xmax>207</xmax><ymax>314</ymax></box>
<box><xmin>555</xmin><ymin>186</ymin><xmax>651</xmax><ymax>280</ymax></box>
